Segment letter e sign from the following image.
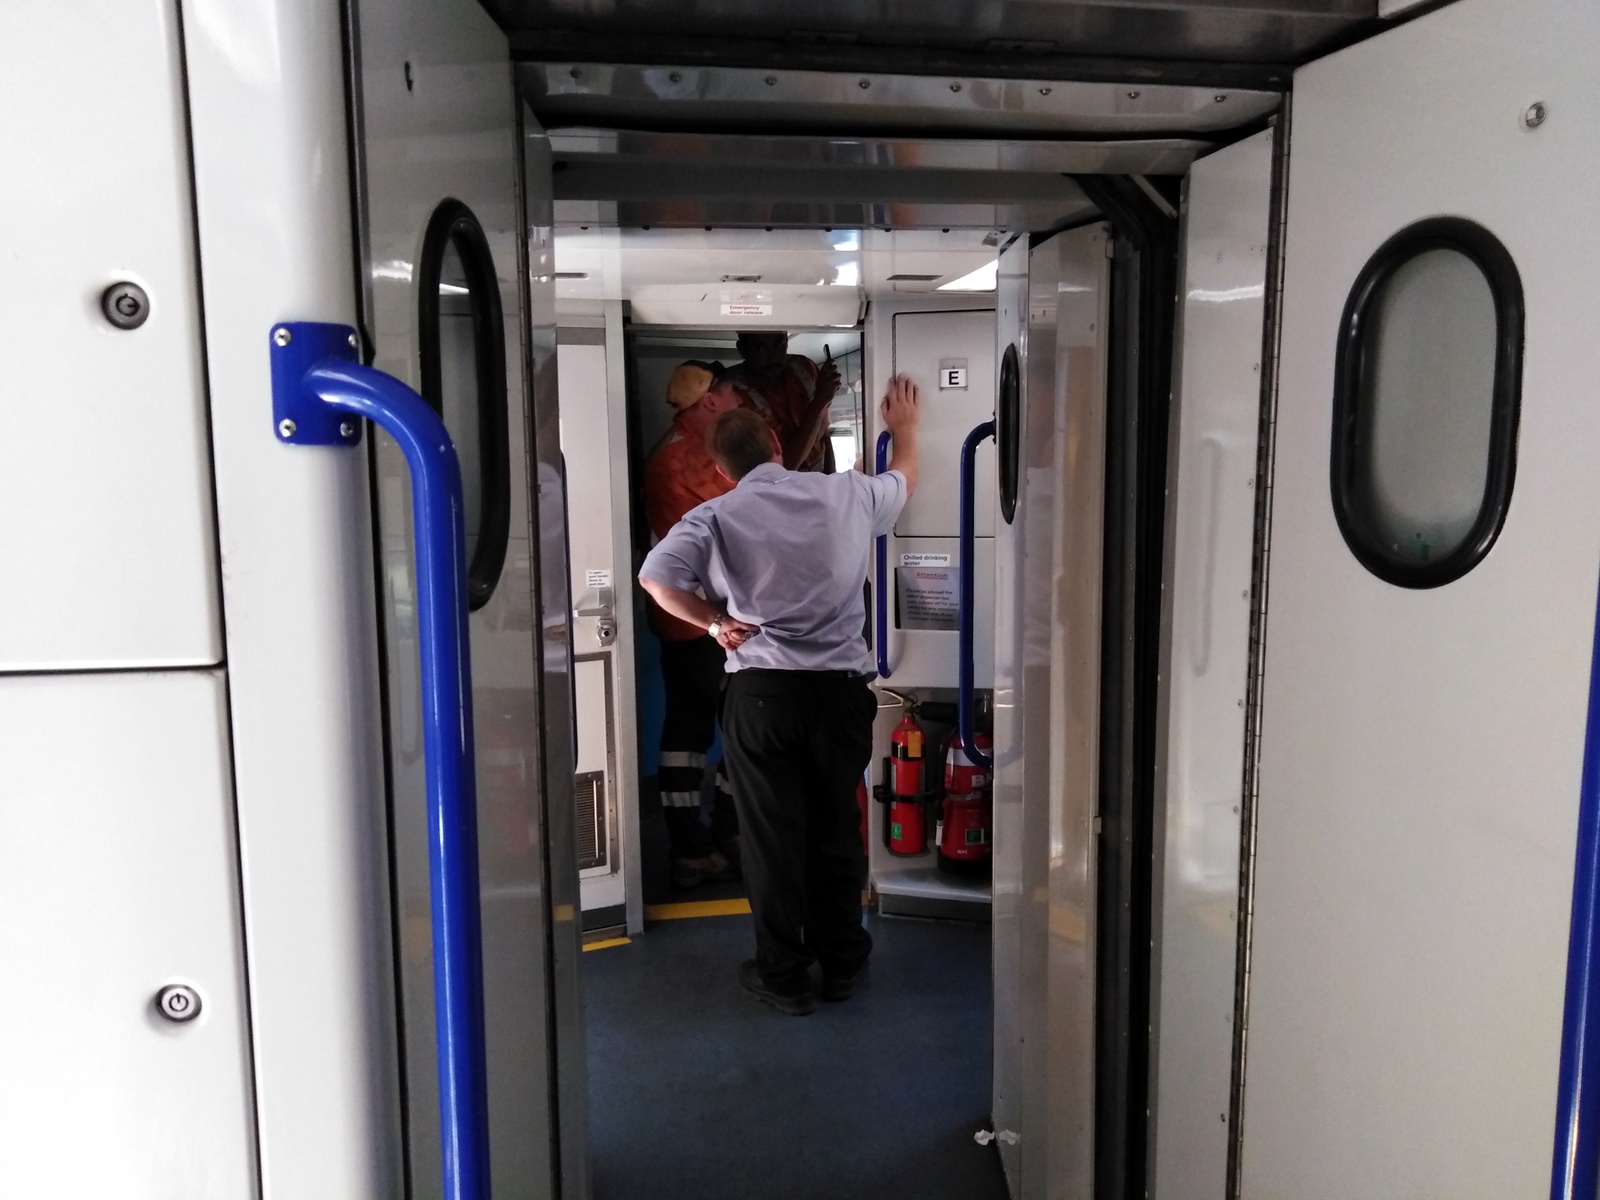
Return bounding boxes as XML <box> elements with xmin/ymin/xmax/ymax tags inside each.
<box><xmin>938</xmin><ymin>358</ymin><xmax>968</xmax><ymax>390</ymax></box>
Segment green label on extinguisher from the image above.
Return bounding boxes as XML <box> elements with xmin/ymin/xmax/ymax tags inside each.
<box><xmin>891</xmin><ymin>822</ymin><xmax>903</xmax><ymax>840</ymax></box>
<box><xmin>966</xmin><ymin>828</ymin><xmax>988</xmax><ymax>845</ymax></box>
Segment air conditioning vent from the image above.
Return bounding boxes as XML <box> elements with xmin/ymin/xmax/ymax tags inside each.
<box><xmin>574</xmin><ymin>771</ymin><xmax>608</xmax><ymax>870</ymax></box>
<box><xmin>888</xmin><ymin>273</ymin><xmax>943</xmax><ymax>282</ymax></box>
<box><xmin>721</xmin><ymin>274</ymin><xmax>762</xmax><ymax>283</ymax></box>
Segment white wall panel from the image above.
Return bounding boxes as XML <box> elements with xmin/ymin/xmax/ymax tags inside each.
<box><xmin>0</xmin><ymin>0</ymin><xmax>220</xmax><ymax>671</ymax></box>
<box><xmin>1243</xmin><ymin>1</ymin><xmax>1600</xmax><ymax>1195</ymax></box>
<box><xmin>0</xmin><ymin>671</ymin><xmax>255</xmax><ymax>1197</ymax></box>
<box><xmin>181</xmin><ymin>1</ymin><xmax>399</xmax><ymax>1194</ymax></box>
<box><xmin>1149</xmin><ymin>128</ymin><xmax>1273</xmax><ymax>1200</ymax></box>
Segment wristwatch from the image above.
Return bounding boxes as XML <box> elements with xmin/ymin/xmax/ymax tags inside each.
<box><xmin>709</xmin><ymin>611</ymin><xmax>729</xmax><ymax>638</ymax></box>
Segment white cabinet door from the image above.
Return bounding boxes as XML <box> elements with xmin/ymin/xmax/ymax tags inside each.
<box><xmin>1243</xmin><ymin>1</ymin><xmax>1600</xmax><ymax>1195</ymax></box>
<box><xmin>0</xmin><ymin>0</ymin><xmax>221</xmax><ymax>671</ymax></box>
<box><xmin>0</xmin><ymin>672</ymin><xmax>255</xmax><ymax>1197</ymax></box>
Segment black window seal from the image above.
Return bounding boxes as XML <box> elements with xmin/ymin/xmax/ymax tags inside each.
<box><xmin>996</xmin><ymin>341</ymin><xmax>1021</xmax><ymax>525</ymax></box>
<box><xmin>417</xmin><ymin>198</ymin><xmax>511</xmax><ymax>612</ymax></box>
<box><xmin>1330</xmin><ymin>215</ymin><xmax>1523</xmax><ymax>589</ymax></box>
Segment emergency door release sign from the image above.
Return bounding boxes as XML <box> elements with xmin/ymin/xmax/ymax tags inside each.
<box><xmin>938</xmin><ymin>358</ymin><xmax>968</xmax><ymax>390</ymax></box>
<box><xmin>898</xmin><ymin>564</ymin><xmax>959</xmax><ymax>631</ymax></box>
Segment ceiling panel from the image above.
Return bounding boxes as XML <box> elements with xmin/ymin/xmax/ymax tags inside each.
<box><xmin>492</xmin><ymin>0</ymin><xmax>1384</xmax><ymax>87</ymax></box>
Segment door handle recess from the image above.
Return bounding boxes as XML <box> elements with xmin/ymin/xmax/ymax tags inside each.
<box><xmin>958</xmin><ymin>419</ymin><xmax>996</xmax><ymax>772</ymax></box>
<box><xmin>270</xmin><ymin>322</ymin><xmax>490</xmax><ymax>1200</ymax></box>
<box><xmin>875</xmin><ymin>431</ymin><xmax>893</xmax><ymax>680</ymax></box>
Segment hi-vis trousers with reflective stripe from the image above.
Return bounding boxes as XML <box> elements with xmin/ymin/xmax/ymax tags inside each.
<box><xmin>658</xmin><ymin>634</ymin><xmax>738</xmax><ymax>860</ymax></box>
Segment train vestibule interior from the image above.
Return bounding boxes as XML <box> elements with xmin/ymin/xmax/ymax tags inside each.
<box><xmin>534</xmin><ymin>109</ymin><xmax>1247</xmax><ymax>1199</ymax></box>
<box><xmin>18</xmin><ymin>1</ymin><xmax>1596</xmax><ymax>1199</ymax></box>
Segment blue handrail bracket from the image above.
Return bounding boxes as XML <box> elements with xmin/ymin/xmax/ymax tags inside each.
<box><xmin>268</xmin><ymin>322</ymin><xmax>491</xmax><ymax>1200</ymax></box>
<box><xmin>269</xmin><ymin>322</ymin><xmax>364</xmax><ymax>446</ymax></box>
<box><xmin>958</xmin><ymin>419</ymin><xmax>996</xmax><ymax>773</ymax></box>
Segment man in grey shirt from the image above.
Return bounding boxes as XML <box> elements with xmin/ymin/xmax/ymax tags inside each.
<box><xmin>639</xmin><ymin>377</ymin><xmax>922</xmax><ymax>1014</ymax></box>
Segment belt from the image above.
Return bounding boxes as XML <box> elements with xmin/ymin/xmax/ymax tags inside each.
<box><xmin>734</xmin><ymin>667</ymin><xmax>873</xmax><ymax>681</ymax></box>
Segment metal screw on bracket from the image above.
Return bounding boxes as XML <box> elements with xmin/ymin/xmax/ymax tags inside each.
<box><xmin>950</xmin><ymin>81</ymin><xmax>962</xmax><ymax>92</ymax></box>
<box><xmin>1214</xmin><ymin>93</ymin><xmax>1228</xmax><ymax>103</ymax></box>
<box><xmin>1523</xmin><ymin>101</ymin><xmax>1548</xmax><ymax>128</ymax></box>
<box><xmin>101</xmin><ymin>281</ymin><xmax>150</xmax><ymax>330</ymax></box>
<box><xmin>279</xmin><ymin>418</ymin><xmax>298</xmax><ymax>438</ymax></box>
<box><xmin>347</xmin><ymin>332</ymin><xmax>359</xmax><ymax>349</ymax></box>
<box><xmin>340</xmin><ymin>420</ymin><xmax>357</xmax><ymax>439</ymax></box>
<box><xmin>155</xmin><ymin>983</ymin><xmax>202</xmax><ymax>1023</ymax></box>
<box><xmin>858</xmin><ymin>78</ymin><xmax>871</xmax><ymax>89</ymax></box>
<box><xmin>274</xmin><ymin>327</ymin><xmax>292</xmax><ymax>347</ymax></box>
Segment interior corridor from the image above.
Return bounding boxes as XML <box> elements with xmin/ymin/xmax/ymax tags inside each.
<box><xmin>583</xmin><ymin>910</ymin><xmax>1004</xmax><ymax>1200</ymax></box>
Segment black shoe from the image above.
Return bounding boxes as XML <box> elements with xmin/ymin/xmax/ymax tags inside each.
<box><xmin>821</xmin><ymin>961</ymin><xmax>868</xmax><ymax>1002</ymax></box>
<box><xmin>671</xmin><ymin>850</ymin><xmax>736</xmax><ymax>890</ymax></box>
<box><xmin>738</xmin><ymin>960</ymin><xmax>815</xmax><ymax>1016</ymax></box>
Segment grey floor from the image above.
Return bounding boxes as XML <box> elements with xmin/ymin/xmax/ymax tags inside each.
<box><xmin>582</xmin><ymin>909</ymin><xmax>1009</xmax><ymax>1200</ymax></box>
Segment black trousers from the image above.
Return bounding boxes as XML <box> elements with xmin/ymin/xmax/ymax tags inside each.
<box><xmin>658</xmin><ymin>636</ymin><xmax>738</xmax><ymax>860</ymax></box>
<box><xmin>721</xmin><ymin>669</ymin><xmax>876</xmax><ymax>989</ymax></box>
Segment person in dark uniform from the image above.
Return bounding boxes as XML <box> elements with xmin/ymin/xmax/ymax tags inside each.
<box><xmin>720</xmin><ymin>331</ymin><xmax>843</xmax><ymax>473</ymax></box>
<box><xmin>638</xmin><ymin>377</ymin><xmax>923</xmax><ymax>1015</ymax></box>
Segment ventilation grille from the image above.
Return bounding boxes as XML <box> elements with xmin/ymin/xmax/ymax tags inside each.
<box><xmin>574</xmin><ymin>771</ymin><xmax>608</xmax><ymax>870</ymax></box>
<box><xmin>887</xmin><ymin>273</ymin><xmax>943</xmax><ymax>282</ymax></box>
<box><xmin>721</xmin><ymin>274</ymin><xmax>762</xmax><ymax>282</ymax></box>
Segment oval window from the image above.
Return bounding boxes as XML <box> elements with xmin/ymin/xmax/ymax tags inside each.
<box><xmin>418</xmin><ymin>199</ymin><xmax>511</xmax><ymax>611</ymax></box>
<box><xmin>1331</xmin><ymin>217</ymin><xmax>1522</xmax><ymax>588</ymax></box>
<box><xmin>996</xmin><ymin>342</ymin><xmax>1021</xmax><ymax>525</ymax></box>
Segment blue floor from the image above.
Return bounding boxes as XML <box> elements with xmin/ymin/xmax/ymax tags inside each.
<box><xmin>582</xmin><ymin>910</ymin><xmax>1008</xmax><ymax>1200</ymax></box>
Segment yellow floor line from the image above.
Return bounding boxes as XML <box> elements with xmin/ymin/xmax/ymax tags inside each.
<box><xmin>582</xmin><ymin>936</ymin><xmax>632</xmax><ymax>952</ymax></box>
<box><xmin>644</xmin><ymin>898</ymin><xmax>752</xmax><ymax>921</ymax></box>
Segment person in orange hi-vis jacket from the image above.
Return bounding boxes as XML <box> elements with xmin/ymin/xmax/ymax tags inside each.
<box><xmin>642</xmin><ymin>361</ymin><xmax>745</xmax><ymax>889</ymax></box>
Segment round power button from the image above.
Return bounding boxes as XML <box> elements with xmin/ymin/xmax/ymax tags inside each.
<box><xmin>101</xmin><ymin>281</ymin><xmax>150</xmax><ymax>330</ymax></box>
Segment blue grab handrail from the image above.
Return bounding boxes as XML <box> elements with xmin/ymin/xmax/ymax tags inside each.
<box><xmin>1552</xmin><ymin>580</ymin><xmax>1600</xmax><ymax>1200</ymax></box>
<box><xmin>875</xmin><ymin>431</ymin><xmax>893</xmax><ymax>679</ymax></box>
<box><xmin>958</xmin><ymin>419</ymin><xmax>996</xmax><ymax>772</ymax></box>
<box><xmin>271</xmin><ymin>325</ymin><xmax>490</xmax><ymax>1200</ymax></box>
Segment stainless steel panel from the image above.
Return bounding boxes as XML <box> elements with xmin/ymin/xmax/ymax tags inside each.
<box><xmin>525</xmin><ymin>107</ymin><xmax>594</xmax><ymax>1200</ymax></box>
<box><xmin>524</xmin><ymin>63</ymin><xmax>1281</xmax><ymax>135</ymax></box>
<box><xmin>354</xmin><ymin>1</ymin><xmax>561</xmax><ymax>1194</ymax></box>
<box><xmin>550</xmin><ymin>129</ymin><xmax>1208</xmax><ymax>174</ymax></box>
<box><xmin>1146</xmin><ymin>126</ymin><xmax>1273</xmax><ymax>1200</ymax></box>
<box><xmin>992</xmin><ymin>224</ymin><xmax>1108</xmax><ymax>1198</ymax></box>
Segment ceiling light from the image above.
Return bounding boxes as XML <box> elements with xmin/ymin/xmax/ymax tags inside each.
<box><xmin>830</xmin><ymin>262</ymin><xmax>860</xmax><ymax>287</ymax></box>
<box><xmin>937</xmin><ymin>261</ymin><xmax>998</xmax><ymax>292</ymax></box>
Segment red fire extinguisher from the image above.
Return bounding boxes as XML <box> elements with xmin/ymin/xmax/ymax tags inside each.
<box><xmin>884</xmin><ymin>711</ymin><xmax>929</xmax><ymax>856</ymax></box>
<box><xmin>944</xmin><ymin>730</ymin><xmax>992</xmax><ymax>795</ymax></box>
<box><xmin>939</xmin><ymin>731</ymin><xmax>992</xmax><ymax>876</ymax></box>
